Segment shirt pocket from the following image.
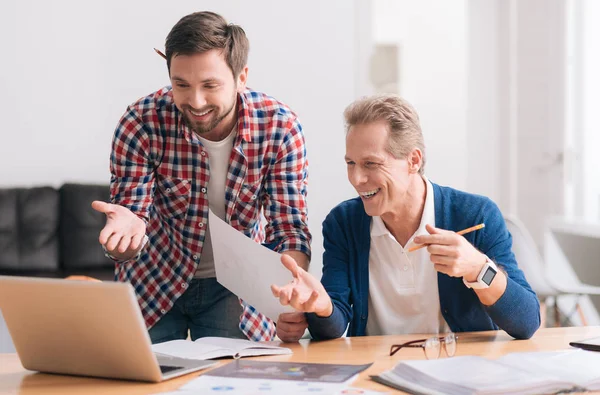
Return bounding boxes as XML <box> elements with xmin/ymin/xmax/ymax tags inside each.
<box><xmin>233</xmin><ymin>182</ymin><xmax>262</xmax><ymax>229</ymax></box>
<box><xmin>155</xmin><ymin>177</ymin><xmax>191</xmax><ymax>220</ymax></box>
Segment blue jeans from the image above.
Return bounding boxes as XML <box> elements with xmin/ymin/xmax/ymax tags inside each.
<box><xmin>148</xmin><ymin>278</ymin><xmax>245</xmax><ymax>343</ymax></box>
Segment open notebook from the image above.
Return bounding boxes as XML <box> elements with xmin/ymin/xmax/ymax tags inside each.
<box><xmin>372</xmin><ymin>349</ymin><xmax>600</xmax><ymax>395</ymax></box>
<box><xmin>151</xmin><ymin>337</ymin><xmax>292</xmax><ymax>360</ymax></box>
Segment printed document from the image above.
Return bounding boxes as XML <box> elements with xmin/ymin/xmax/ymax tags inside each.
<box><xmin>208</xmin><ymin>209</ymin><xmax>294</xmax><ymax>321</ymax></box>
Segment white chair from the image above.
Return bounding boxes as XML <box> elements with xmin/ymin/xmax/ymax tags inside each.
<box><xmin>504</xmin><ymin>214</ymin><xmax>600</xmax><ymax>326</ymax></box>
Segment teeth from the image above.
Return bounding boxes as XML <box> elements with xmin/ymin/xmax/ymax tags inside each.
<box><xmin>359</xmin><ymin>188</ymin><xmax>380</xmax><ymax>198</ymax></box>
<box><xmin>190</xmin><ymin>109</ymin><xmax>212</xmax><ymax>116</ymax></box>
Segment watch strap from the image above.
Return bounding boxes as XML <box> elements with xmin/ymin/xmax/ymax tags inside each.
<box><xmin>463</xmin><ymin>255</ymin><xmax>498</xmax><ymax>289</ymax></box>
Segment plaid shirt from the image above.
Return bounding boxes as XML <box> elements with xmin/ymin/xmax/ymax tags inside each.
<box><xmin>109</xmin><ymin>87</ymin><xmax>311</xmax><ymax>341</ymax></box>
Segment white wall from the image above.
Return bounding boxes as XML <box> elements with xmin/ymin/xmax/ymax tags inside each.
<box><xmin>579</xmin><ymin>0</ymin><xmax>600</xmax><ymax>220</ymax></box>
<box><xmin>514</xmin><ymin>0</ymin><xmax>567</xmax><ymax>244</ymax></box>
<box><xmin>373</xmin><ymin>0</ymin><xmax>468</xmax><ymax>192</ymax></box>
<box><xmin>472</xmin><ymin>0</ymin><xmax>568</xmax><ymax>246</ymax></box>
<box><xmin>466</xmin><ymin>0</ymin><xmax>501</xmax><ymax>204</ymax></box>
<box><xmin>374</xmin><ymin>0</ymin><xmax>569</xmax><ymax>248</ymax></box>
<box><xmin>0</xmin><ymin>0</ymin><xmax>370</xmax><ymax>274</ymax></box>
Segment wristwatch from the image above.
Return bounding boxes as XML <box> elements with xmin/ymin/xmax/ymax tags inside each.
<box><xmin>463</xmin><ymin>255</ymin><xmax>498</xmax><ymax>289</ymax></box>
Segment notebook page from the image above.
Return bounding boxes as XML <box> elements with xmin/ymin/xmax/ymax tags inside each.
<box><xmin>151</xmin><ymin>339</ymin><xmax>231</xmax><ymax>360</ymax></box>
<box><xmin>195</xmin><ymin>337</ymin><xmax>291</xmax><ymax>357</ymax></box>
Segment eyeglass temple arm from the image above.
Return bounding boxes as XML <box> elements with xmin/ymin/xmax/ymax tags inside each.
<box><xmin>398</xmin><ymin>339</ymin><xmax>427</xmax><ymax>347</ymax></box>
<box><xmin>390</xmin><ymin>334</ymin><xmax>457</xmax><ymax>356</ymax></box>
<box><xmin>390</xmin><ymin>339</ymin><xmax>427</xmax><ymax>356</ymax></box>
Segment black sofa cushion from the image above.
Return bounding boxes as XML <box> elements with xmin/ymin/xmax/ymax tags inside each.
<box><xmin>59</xmin><ymin>184</ymin><xmax>114</xmax><ymax>278</ymax></box>
<box><xmin>0</xmin><ymin>187</ymin><xmax>60</xmax><ymax>272</ymax></box>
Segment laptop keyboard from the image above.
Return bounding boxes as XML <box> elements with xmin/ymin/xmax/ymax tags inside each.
<box><xmin>160</xmin><ymin>365</ymin><xmax>183</xmax><ymax>374</ymax></box>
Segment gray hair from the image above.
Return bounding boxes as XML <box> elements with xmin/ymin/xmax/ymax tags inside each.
<box><xmin>343</xmin><ymin>94</ymin><xmax>426</xmax><ymax>174</ymax></box>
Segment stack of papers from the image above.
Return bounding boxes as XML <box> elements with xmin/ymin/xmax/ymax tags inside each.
<box><xmin>372</xmin><ymin>349</ymin><xmax>600</xmax><ymax>394</ymax></box>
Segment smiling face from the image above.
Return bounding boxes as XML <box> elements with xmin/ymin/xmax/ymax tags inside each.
<box><xmin>170</xmin><ymin>49</ymin><xmax>248</xmax><ymax>141</ymax></box>
<box><xmin>345</xmin><ymin>121</ymin><xmax>422</xmax><ymax>217</ymax></box>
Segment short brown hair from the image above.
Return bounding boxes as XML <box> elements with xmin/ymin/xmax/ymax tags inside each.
<box><xmin>343</xmin><ymin>94</ymin><xmax>426</xmax><ymax>174</ymax></box>
<box><xmin>165</xmin><ymin>11</ymin><xmax>249</xmax><ymax>77</ymax></box>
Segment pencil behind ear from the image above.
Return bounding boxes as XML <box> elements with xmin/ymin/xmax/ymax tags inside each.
<box><xmin>154</xmin><ymin>48</ymin><xmax>167</xmax><ymax>60</ymax></box>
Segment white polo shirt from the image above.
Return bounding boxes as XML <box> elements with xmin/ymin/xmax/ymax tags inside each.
<box><xmin>365</xmin><ymin>177</ymin><xmax>449</xmax><ymax>335</ymax></box>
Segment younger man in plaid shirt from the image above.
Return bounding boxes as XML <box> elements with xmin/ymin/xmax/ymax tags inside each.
<box><xmin>92</xmin><ymin>11</ymin><xmax>311</xmax><ymax>343</ymax></box>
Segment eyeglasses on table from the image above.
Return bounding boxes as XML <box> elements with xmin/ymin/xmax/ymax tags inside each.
<box><xmin>389</xmin><ymin>333</ymin><xmax>457</xmax><ymax>359</ymax></box>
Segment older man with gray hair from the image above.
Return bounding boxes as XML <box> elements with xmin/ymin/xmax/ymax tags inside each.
<box><xmin>272</xmin><ymin>94</ymin><xmax>540</xmax><ymax>342</ymax></box>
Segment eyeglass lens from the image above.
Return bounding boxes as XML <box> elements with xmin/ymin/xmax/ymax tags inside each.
<box><xmin>424</xmin><ymin>337</ymin><xmax>441</xmax><ymax>359</ymax></box>
<box><xmin>444</xmin><ymin>333</ymin><xmax>457</xmax><ymax>357</ymax></box>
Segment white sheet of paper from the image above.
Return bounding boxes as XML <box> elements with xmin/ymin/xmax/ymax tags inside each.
<box><xmin>156</xmin><ymin>376</ymin><xmax>387</xmax><ymax>395</ymax></box>
<box><xmin>208</xmin><ymin>209</ymin><xmax>295</xmax><ymax>321</ymax></box>
<box><xmin>179</xmin><ymin>375</ymin><xmax>349</xmax><ymax>394</ymax></box>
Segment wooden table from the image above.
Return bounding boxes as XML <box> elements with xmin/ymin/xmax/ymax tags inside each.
<box><xmin>1</xmin><ymin>326</ymin><xmax>599</xmax><ymax>394</ymax></box>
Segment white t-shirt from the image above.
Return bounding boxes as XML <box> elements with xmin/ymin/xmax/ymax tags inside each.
<box><xmin>365</xmin><ymin>177</ymin><xmax>449</xmax><ymax>335</ymax></box>
<box><xmin>194</xmin><ymin>127</ymin><xmax>237</xmax><ymax>278</ymax></box>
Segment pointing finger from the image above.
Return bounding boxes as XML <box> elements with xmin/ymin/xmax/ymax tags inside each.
<box><xmin>280</xmin><ymin>254</ymin><xmax>300</xmax><ymax>278</ymax></box>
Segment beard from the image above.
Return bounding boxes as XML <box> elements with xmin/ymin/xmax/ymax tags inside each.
<box><xmin>182</xmin><ymin>90</ymin><xmax>237</xmax><ymax>136</ymax></box>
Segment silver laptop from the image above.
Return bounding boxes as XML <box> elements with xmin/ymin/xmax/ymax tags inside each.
<box><xmin>0</xmin><ymin>275</ymin><xmax>216</xmax><ymax>382</ymax></box>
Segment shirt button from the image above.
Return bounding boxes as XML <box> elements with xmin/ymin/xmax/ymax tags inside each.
<box><xmin>201</xmin><ymin>151</ymin><xmax>206</xmax><ymax>156</ymax></box>
<box><xmin>403</xmin><ymin>265</ymin><xmax>409</xmax><ymax>271</ymax></box>
<box><xmin>181</xmin><ymin>282</ymin><xmax>188</xmax><ymax>289</ymax></box>
<box><xmin>166</xmin><ymin>188</ymin><xmax>171</xmax><ymax>193</ymax></box>
<box><xmin>251</xmin><ymin>195</ymin><xmax>257</xmax><ymax>200</ymax></box>
<box><xmin>193</xmin><ymin>255</ymin><xmax>199</xmax><ymax>260</ymax></box>
<box><xmin>198</xmin><ymin>223</ymin><xmax>204</xmax><ymax>228</ymax></box>
<box><xmin>201</xmin><ymin>187</ymin><xmax>207</xmax><ymax>193</ymax></box>
<box><xmin>160</xmin><ymin>309</ymin><xmax>167</xmax><ymax>314</ymax></box>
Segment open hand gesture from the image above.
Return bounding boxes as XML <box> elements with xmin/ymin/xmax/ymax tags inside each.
<box><xmin>91</xmin><ymin>201</ymin><xmax>146</xmax><ymax>261</ymax></box>
<box><xmin>271</xmin><ymin>255</ymin><xmax>332</xmax><ymax>317</ymax></box>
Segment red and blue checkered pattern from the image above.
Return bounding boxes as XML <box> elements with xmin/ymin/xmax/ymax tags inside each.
<box><xmin>108</xmin><ymin>87</ymin><xmax>311</xmax><ymax>341</ymax></box>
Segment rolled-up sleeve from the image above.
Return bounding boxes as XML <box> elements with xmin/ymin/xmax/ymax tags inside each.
<box><xmin>262</xmin><ymin>117</ymin><xmax>311</xmax><ymax>258</ymax></box>
<box><xmin>109</xmin><ymin>106</ymin><xmax>156</xmax><ymax>222</ymax></box>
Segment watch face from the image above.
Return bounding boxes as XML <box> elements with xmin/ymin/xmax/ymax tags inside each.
<box><xmin>481</xmin><ymin>266</ymin><xmax>497</xmax><ymax>285</ymax></box>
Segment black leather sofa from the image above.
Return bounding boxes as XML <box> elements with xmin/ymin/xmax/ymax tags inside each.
<box><xmin>0</xmin><ymin>184</ymin><xmax>115</xmax><ymax>280</ymax></box>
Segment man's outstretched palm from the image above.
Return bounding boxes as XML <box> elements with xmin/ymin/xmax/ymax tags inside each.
<box><xmin>271</xmin><ymin>255</ymin><xmax>333</xmax><ymax>317</ymax></box>
<box><xmin>92</xmin><ymin>201</ymin><xmax>146</xmax><ymax>260</ymax></box>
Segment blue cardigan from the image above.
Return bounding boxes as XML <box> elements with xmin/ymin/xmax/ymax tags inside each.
<box><xmin>306</xmin><ymin>182</ymin><xmax>540</xmax><ymax>340</ymax></box>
